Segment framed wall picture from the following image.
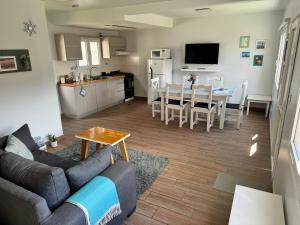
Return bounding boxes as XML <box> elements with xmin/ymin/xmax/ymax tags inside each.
<box><xmin>241</xmin><ymin>52</ymin><xmax>250</xmax><ymax>58</ymax></box>
<box><xmin>0</xmin><ymin>49</ymin><xmax>32</xmax><ymax>74</ymax></box>
<box><xmin>239</xmin><ymin>36</ymin><xmax>250</xmax><ymax>48</ymax></box>
<box><xmin>255</xmin><ymin>39</ymin><xmax>267</xmax><ymax>49</ymax></box>
<box><xmin>0</xmin><ymin>56</ymin><xmax>17</xmax><ymax>72</ymax></box>
<box><xmin>253</xmin><ymin>55</ymin><xmax>264</xmax><ymax>66</ymax></box>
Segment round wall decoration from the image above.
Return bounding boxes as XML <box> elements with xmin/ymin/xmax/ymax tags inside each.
<box><xmin>23</xmin><ymin>20</ymin><xmax>37</xmax><ymax>36</ymax></box>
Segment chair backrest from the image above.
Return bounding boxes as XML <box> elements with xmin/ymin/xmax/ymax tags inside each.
<box><xmin>239</xmin><ymin>80</ymin><xmax>248</xmax><ymax>109</ymax></box>
<box><xmin>191</xmin><ymin>84</ymin><xmax>213</xmax><ymax>109</ymax></box>
<box><xmin>150</xmin><ymin>77</ymin><xmax>160</xmax><ymax>101</ymax></box>
<box><xmin>207</xmin><ymin>76</ymin><xmax>224</xmax><ymax>88</ymax></box>
<box><xmin>165</xmin><ymin>83</ymin><xmax>185</xmax><ymax>106</ymax></box>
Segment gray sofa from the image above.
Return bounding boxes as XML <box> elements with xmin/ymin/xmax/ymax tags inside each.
<box><xmin>0</xmin><ymin>125</ymin><xmax>137</xmax><ymax>225</ymax></box>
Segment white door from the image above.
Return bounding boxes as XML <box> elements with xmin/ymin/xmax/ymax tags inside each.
<box><xmin>273</xmin><ymin>17</ymin><xmax>300</xmax><ymax>212</ymax></box>
<box><xmin>270</xmin><ymin>20</ymin><xmax>290</xmax><ymax>174</ymax></box>
<box><xmin>272</xmin><ymin>18</ymin><xmax>300</xmax><ymax>177</ymax></box>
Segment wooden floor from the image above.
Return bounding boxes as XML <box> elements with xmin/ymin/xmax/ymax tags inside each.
<box><xmin>53</xmin><ymin>99</ymin><xmax>271</xmax><ymax>225</ymax></box>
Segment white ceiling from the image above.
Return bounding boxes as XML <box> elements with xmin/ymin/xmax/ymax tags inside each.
<box><xmin>44</xmin><ymin>0</ymin><xmax>288</xmax><ymax>29</ymax></box>
<box><xmin>44</xmin><ymin>0</ymin><xmax>170</xmax><ymax>12</ymax></box>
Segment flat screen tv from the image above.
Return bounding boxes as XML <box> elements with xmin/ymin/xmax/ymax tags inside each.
<box><xmin>185</xmin><ymin>43</ymin><xmax>219</xmax><ymax>64</ymax></box>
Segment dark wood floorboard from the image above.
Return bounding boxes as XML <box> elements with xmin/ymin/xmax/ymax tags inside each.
<box><xmin>50</xmin><ymin>99</ymin><xmax>271</xmax><ymax>225</ymax></box>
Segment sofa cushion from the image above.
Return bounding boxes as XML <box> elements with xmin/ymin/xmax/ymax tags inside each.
<box><xmin>32</xmin><ymin>150</ymin><xmax>78</xmax><ymax>171</ymax></box>
<box><xmin>66</xmin><ymin>146</ymin><xmax>112</xmax><ymax>192</ymax></box>
<box><xmin>0</xmin><ymin>149</ymin><xmax>5</xmax><ymax>156</ymax></box>
<box><xmin>12</xmin><ymin>124</ymin><xmax>39</xmax><ymax>152</ymax></box>
<box><xmin>0</xmin><ymin>136</ymin><xmax>7</xmax><ymax>149</ymax></box>
<box><xmin>0</xmin><ymin>152</ymin><xmax>70</xmax><ymax>210</ymax></box>
<box><xmin>5</xmin><ymin>135</ymin><xmax>34</xmax><ymax>160</ymax></box>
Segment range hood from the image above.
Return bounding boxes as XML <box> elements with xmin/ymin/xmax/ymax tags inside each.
<box><xmin>101</xmin><ymin>36</ymin><xmax>130</xmax><ymax>58</ymax></box>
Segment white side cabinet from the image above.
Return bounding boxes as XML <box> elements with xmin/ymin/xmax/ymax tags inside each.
<box><xmin>59</xmin><ymin>78</ymin><xmax>125</xmax><ymax>119</ymax></box>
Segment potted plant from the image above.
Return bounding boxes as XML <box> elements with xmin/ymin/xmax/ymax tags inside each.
<box><xmin>47</xmin><ymin>134</ymin><xmax>58</xmax><ymax>148</ymax></box>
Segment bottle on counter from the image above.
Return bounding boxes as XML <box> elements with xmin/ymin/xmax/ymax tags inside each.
<box><xmin>79</xmin><ymin>72</ymin><xmax>84</xmax><ymax>81</ymax></box>
<box><xmin>60</xmin><ymin>76</ymin><xmax>66</xmax><ymax>84</ymax></box>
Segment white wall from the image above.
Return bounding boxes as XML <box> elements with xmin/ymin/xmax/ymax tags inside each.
<box><xmin>0</xmin><ymin>0</ymin><xmax>63</xmax><ymax>138</ymax></box>
<box><xmin>47</xmin><ymin>22</ymin><xmax>123</xmax><ymax>81</ymax></box>
<box><xmin>121</xmin><ymin>11</ymin><xmax>283</xmax><ymax>102</ymax></box>
<box><xmin>272</xmin><ymin>0</ymin><xmax>300</xmax><ymax>224</ymax></box>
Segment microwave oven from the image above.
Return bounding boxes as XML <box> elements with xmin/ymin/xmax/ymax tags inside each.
<box><xmin>151</xmin><ymin>49</ymin><xmax>171</xmax><ymax>59</ymax></box>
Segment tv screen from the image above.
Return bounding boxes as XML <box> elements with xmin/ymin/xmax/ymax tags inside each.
<box><xmin>185</xmin><ymin>43</ymin><xmax>219</xmax><ymax>64</ymax></box>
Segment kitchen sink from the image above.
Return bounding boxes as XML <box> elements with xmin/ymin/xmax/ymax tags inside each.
<box><xmin>91</xmin><ymin>76</ymin><xmax>109</xmax><ymax>80</ymax></box>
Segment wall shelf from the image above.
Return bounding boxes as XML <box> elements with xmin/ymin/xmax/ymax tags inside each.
<box><xmin>180</xmin><ymin>68</ymin><xmax>221</xmax><ymax>72</ymax></box>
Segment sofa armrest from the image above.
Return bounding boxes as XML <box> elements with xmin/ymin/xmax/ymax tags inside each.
<box><xmin>66</xmin><ymin>145</ymin><xmax>112</xmax><ymax>192</ymax></box>
<box><xmin>41</xmin><ymin>203</ymin><xmax>88</xmax><ymax>225</ymax></box>
<box><xmin>0</xmin><ymin>177</ymin><xmax>51</xmax><ymax>225</ymax></box>
<box><xmin>101</xmin><ymin>161</ymin><xmax>137</xmax><ymax>218</ymax></box>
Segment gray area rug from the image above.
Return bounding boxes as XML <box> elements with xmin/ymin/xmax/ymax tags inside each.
<box><xmin>214</xmin><ymin>173</ymin><xmax>267</xmax><ymax>194</ymax></box>
<box><xmin>55</xmin><ymin>141</ymin><xmax>169</xmax><ymax>196</ymax></box>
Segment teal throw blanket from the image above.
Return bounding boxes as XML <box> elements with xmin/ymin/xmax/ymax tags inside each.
<box><xmin>66</xmin><ymin>176</ymin><xmax>121</xmax><ymax>225</ymax></box>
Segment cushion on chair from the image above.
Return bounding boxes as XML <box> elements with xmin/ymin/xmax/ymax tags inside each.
<box><xmin>226</xmin><ymin>103</ymin><xmax>240</xmax><ymax>109</ymax></box>
<box><xmin>12</xmin><ymin>124</ymin><xmax>39</xmax><ymax>152</ymax></box>
<box><xmin>167</xmin><ymin>99</ymin><xmax>189</xmax><ymax>105</ymax></box>
<box><xmin>0</xmin><ymin>152</ymin><xmax>70</xmax><ymax>210</ymax></box>
<box><xmin>152</xmin><ymin>97</ymin><xmax>161</xmax><ymax>102</ymax></box>
<box><xmin>4</xmin><ymin>135</ymin><xmax>34</xmax><ymax>160</ymax></box>
<box><xmin>194</xmin><ymin>102</ymin><xmax>216</xmax><ymax>108</ymax></box>
<box><xmin>65</xmin><ymin>145</ymin><xmax>112</xmax><ymax>192</ymax></box>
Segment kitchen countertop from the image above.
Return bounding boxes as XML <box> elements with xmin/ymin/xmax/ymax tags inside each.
<box><xmin>59</xmin><ymin>75</ymin><xmax>125</xmax><ymax>87</ymax></box>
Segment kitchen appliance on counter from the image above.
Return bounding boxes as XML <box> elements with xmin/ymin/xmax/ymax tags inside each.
<box><xmin>108</xmin><ymin>71</ymin><xmax>134</xmax><ymax>101</ymax></box>
<box><xmin>147</xmin><ymin>59</ymin><xmax>173</xmax><ymax>104</ymax></box>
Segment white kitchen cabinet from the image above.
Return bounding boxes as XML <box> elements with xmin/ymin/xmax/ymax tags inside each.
<box><xmin>59</xmin><ymin>78</ymin><xmax>125</xmax><ymax>119</ymax></box>
<box><xmin>55</xmin><ymin>33</ymin><xmax>82</xmax><ymax>61</ymax></box>
<box><xmin>59</xmin><ymin>84</ymin><xmax>97</xmax><ymax>118</ymax></box>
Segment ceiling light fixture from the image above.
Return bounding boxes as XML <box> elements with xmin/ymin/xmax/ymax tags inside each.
<box><xmin>195</xmin><ymin>8</ymin><xmax>212</xmax><ymax>12</ymax></box>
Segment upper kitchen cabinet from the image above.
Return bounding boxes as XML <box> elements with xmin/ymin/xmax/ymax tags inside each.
<box><xmin>55</xmin><ymin>33</ymin><xmax>82</xmax><ymax>61</ymax></box>
<box><xmin>101</xmin><ymin>36</ymin><xmax>129</xmax><ymax>59</ymax></box>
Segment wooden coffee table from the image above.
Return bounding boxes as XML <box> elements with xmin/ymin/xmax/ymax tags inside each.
<box><xmin>75</xmin><ymin>127</ymin><xmax>130</xmax><ymax>162</ymax></box>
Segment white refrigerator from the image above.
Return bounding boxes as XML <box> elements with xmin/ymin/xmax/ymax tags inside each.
<box><xmin>147</xmin><ymin>59</ymin><xmax>173</xmax><ymax>104</ymax></box>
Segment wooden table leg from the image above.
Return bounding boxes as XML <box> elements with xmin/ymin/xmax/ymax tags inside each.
<box><xmin>119</xmin><ymin>140</ymin><xmax>129</xmax><ymax>162</ymax></box>
<box><xmin>219</xmin><ymin>97</ymin><xmax>227</xmax><ymax>129</ymax></box>
<box><xmin>81</xmin><ymin>140</ymin><xmax>89</xmax><ymax>160</ymax></box>
<box><xmin>111</xmin><ymin>154</ymin><xmax>115</xmax><ymax>165</ymax></box>
<box><xmin>96</xmin><ymin>143</ymin><xmax>103</xmax><ymax>150</ymax></box>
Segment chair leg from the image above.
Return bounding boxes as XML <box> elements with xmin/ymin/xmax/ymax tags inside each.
<box><xmin>165</xmin><ymin>107</ymin><xmax>169</xmax><ymax>125</ymax></box>
<box><xmin>190</xmin><ymin>111</ymin><xmax>194</xmax><ymax>129</ymax></box>
<box><xmin>207</xmin><ymin>113</ymin><xmax>211</xmax><ymax>132</ymax></box>
<box><xmin>211</xmin><ymin>110</ymin><xmax>215</xmax><ymax>127</ymax></box>
<box><xmin>237</xmin><ymin>111</ymin><xmax>242</xmax><ymax>129</ymax></box>
<box><xmin>185</xmin><ymin>105</ymin><xmax>188</xmax><ymax>122</ymax></box>
<box><xmin>179</xmin><ymin>109</ymin><xmax>183</xmax><ymax>128</ymax></box>
<box><xmin>152</xmin><ymin>103</ymin><xmax>155</xmax><ymax>118</ymax></box>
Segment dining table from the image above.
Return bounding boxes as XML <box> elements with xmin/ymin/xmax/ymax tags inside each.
<box><xmin>158</xmin><ymin>87</ymin><xmax>235</xmax><ymax>129</ymax></box>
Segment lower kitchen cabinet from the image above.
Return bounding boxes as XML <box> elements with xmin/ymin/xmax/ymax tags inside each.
<box><xmin>59</xmin><ymin>78</ymin><xmax>124</xmax><ymax>119</ymax></box>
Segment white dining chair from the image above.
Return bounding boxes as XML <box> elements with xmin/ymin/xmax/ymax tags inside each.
<box><xmin>165</xmin><ymin>83</ymin><xmax>189</xmax><ymax>127</ymax></box>
<box><xmin>207</xmin><ymin>76</ymin><xmax>224</xmax><ymax>88</ymax></box>
<box><xmin>190</xmin><ymin>84</ymin><xmax>216</xmax><ymax>132</ymax></box>
<box><xmin>150</xmin><ymin>77</ymin><xmax>162</xmax><ymax>118</ymax></box>
<box><xmin>207</xmin><ymin>76</ymin><xmax>224</xmax><ymax>116</ymax></box>
<box><xmin>225</xmin><ymin>80</ymin><xmax>248</xmax><ymax>129</ymax></box>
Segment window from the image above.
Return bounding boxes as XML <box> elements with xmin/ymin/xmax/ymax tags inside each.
<box><xmin>78</xmin><ymin>38</ymin><xmax>101</xmax><ymax>67</ymax></box>
<box><xmin>274</xmin><ymin>32</ymin><xmax>288</xmax><ymax>89</ymax></box>
<box><xmin>291</xmin><ymin>94</ymin><xmax>300</xmax><ymax>173</ymax></box>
